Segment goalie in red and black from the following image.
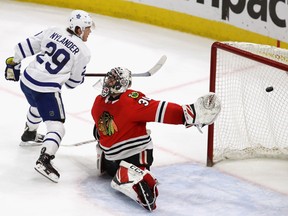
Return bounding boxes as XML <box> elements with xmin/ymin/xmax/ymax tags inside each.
<box><xmin>91</xmin><ymin>67</ymin><xmax>221</xmax><ymax>211</ymax></box>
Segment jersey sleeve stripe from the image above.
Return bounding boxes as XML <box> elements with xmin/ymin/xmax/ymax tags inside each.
<box><xmin>67</xmin><ymin>78</ymin><xmax>82</xmax><ymax>83</ymax></box>
<box><xmin>64</xmin><ymin>83</ymin><xmax>75</xmax><ymax>89</ymax></box>
<box><xmin>17</xmin><ymin>43</ymin><xmax>26</xmax><ymax>58</ymax></box>
<box><xmin>34</xmin><ymin>31</ymin><xmax>43</xmax><ymax>37</ymax></box>
<box><xmin>155</xmin><ymin>101</ymin><xmax>168</xmax><ymax>123</ymax></box>
<box><xmin>26</xmin><ymin>38</ymin><xmax>35</xmax><ymax>55</ymax></box>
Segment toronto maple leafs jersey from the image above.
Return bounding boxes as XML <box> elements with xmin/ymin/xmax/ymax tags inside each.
<box><xmin>13</xmin><ymin>27</ymin><xmax>91</xmax><ymax>92</ymax></box>
<box><xmin>91</xmin><ymin>89</ymin><xmax>184</xmax><ymax>161</ymax></box>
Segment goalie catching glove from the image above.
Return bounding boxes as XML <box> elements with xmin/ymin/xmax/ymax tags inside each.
<box><xmin>183</xmin><ymin>92</ymin><xmax>221</xmax><ymax>129</ymax></box>
<box><xmin>5</xmin><ymin>57</ymin><xmax>21</xmax><ymax>81</ymax></box>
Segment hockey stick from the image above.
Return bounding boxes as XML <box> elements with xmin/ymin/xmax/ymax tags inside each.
<box><xmin>85</xmin><ymin>55</ymin><xmax>167</xmax><ymax>77</ymax></box>
<box><xmin>62</xmin><ymin>139</ymin><xmax>97</xmax><ymax>147</ymax></box>
<box><xmin>62</xmin><ymin>130</ymin><xmax>152</xmax><ymax>147</ymax></box>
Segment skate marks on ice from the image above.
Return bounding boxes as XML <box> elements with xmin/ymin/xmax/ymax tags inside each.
<box><xmin>79</xmin><ymin>163</ymin><xmax>288</xmax><ymax>216</ymax></box>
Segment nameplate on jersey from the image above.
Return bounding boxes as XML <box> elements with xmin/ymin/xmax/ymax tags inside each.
<box><xmin>50</xmin><ymin>32</ymin><xmax>79</xmax><ymax>55</ymax></box>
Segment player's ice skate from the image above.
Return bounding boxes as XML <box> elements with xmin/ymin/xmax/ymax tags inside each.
<box><xmin>19</xmin><ymin>124</ymin><xmax>44</xmax><ymax>147</ymax></box>
<box><xmin>34</xmin><ymin>147</ymin><xmax>60</xmax><ymax>183</ymax></box>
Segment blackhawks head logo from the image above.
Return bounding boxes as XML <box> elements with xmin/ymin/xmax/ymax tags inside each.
<box><xmin>98</xmin><ymin>111</ymin><xmax>118</xmax><ymax>136</ymax></box>
<box><xmin>129</xmin><ymin>91</ymin><xmax>139</xmax><ymax>99</ymax></box>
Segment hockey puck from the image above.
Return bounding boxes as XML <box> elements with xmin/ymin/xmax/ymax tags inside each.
<box><xmin>266</xmin><ymin>86</ymin><xmax>273</xmax><ymax>92</ymax></box>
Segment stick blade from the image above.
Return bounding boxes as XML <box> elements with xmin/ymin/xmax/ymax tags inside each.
<box><xmin>86</xmin><ymin>55</ymin><xmax>167</xmax><ymax>77</ymax></box>
<box><xmin>132</xmin><ymin>55</ymin><xmax>167</xmax><ymax>77</ymax></box>
<box><xmin>148</xmin><ymin>55</ymin><xmax>167</xmax><ymax>76</ymax></box>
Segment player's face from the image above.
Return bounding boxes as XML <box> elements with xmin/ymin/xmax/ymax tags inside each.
<box><xmin>105</xmin><ymin>72</ymin><xmax>117</xmax><ymax>87</ymax></box>
<box><xmin>102</xmin><ymin>71</ymin><xmax>119</xmax><ymax>97</ymax></box>
<box><xmin>82</xmin><ymin>27</ymin><xmax>91</xmax><ymax>42</ymax></box>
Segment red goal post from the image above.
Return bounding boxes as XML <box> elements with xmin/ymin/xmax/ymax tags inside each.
<box><xmin>207</xmin><ymin>41</ymin><xmax>288</xmax><ymax>167</ymax></box>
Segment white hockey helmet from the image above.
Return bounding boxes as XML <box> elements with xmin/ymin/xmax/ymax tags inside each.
<box><xmin>101</xmin><ymin>67</ymin><xmax>132</xmax><ymax>97</ymax></box>
<box><xmin>69</xmin><ymin>10</ymin><xmax>94</xmax><ymax>33</ymax></box>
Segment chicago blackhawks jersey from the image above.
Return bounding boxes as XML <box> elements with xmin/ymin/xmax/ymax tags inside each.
<box><xmin>91</xmin><ymin>89</ymin><xmax>184</xmax><ymax>161</ymax></box>
<box><xmin>13</xmin><ymin>27</ymin><xmax>91</xmax><ymax>92</ymax></box>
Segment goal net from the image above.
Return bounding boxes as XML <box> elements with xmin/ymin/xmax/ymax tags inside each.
<box><xmin>207</xmin><ymin>41</ymin><xmax>288</xmax><ymax>166</ymax></box>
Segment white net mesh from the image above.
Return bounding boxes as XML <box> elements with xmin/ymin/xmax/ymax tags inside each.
<box><xmin>212</xmin><ymin>42</ymin><xmax>288</xmax><ymax>163</ymax></box>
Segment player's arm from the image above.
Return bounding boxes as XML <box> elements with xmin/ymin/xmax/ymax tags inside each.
<box><xmin>65</xmin><ymin>55</ymin><xmax>90</xmax><ymax>89</ymax></box>
<box><xmin>5</xmin><ymin>30</ymin><xmax>44</xmax><ymax>81</ymax></box>
<box><xmin>126</xmin><ymin>91</ymin><xmax>184</xmax><ymax>124</ymax></box>
<box><xmin>131</xmin><ymin>91</ymin><xmax>221</xmax><ymax>130</ymax></box>
<box><xmin>13</xmin><ymin>30</ymin><xmax>44</xmax><ymax>62</ymax></box>
<box><xmin>129</xmin><ymin>92</ymin><xmax>185</xmax><ymax>124</ymax></box>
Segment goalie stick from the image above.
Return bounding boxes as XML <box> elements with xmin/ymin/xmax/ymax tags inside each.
<box><xmin>62</xmin><ymin>130</ymin><xmax>152</xmax><ymax>147</ymax></box>
<box><xmin>85</xmin><ymin>55</ymin><xmax>167</xmax><ymax>77</ymax></box>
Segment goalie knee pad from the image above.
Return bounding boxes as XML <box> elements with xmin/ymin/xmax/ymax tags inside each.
<box><xmin>111</xmin><ymin>161</ymin><xmax>158</xmax><ymax>211</ymax></box>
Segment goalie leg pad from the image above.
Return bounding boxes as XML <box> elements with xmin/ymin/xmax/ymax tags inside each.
<box><xmin>111</xmin><ymin>161</ymin><xmax>158</xmax><ymax>211</ymax></box>
<box><xmin>96</xmin><ymin>143</ymin><xmax>106</xmax><ymax>176</ymax></box>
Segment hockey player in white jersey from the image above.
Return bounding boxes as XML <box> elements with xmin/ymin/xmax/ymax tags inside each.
<box><xmin>4</xmin><ymin>10</ymin><xmax>94</xmax><ymax>183</ymax></box>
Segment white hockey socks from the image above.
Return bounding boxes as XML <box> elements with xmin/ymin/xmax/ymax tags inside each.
<box><xmin>111</xmin><ymin>161</ymin><xmax>158</xmax><ymax>211</ymax></box>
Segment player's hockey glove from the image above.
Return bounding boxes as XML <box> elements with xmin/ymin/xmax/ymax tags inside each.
<box><xmin>182</xmin><ymin>93</ymin><xmax>221</xmax><ymax>131</ymax></box>
<box><xmin>5</xmin><ymin>57</ymin><xmax>21</xmax><ymax>81</ymax></box>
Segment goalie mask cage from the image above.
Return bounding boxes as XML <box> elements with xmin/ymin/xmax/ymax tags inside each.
<box><xmin>207</xmin><ymin>41</ymin><xmax>288</xmax><ymax>167</ymax></box>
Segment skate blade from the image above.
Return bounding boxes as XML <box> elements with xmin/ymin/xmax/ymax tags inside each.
<box><xmin>20</xmin><ymin>141</ymin><xmax>42</xmax><ymax>147</ymax></box>
<box><xmin>34</xmin><ymin>164</ymin><xmax>59</xmax><ymax>183</ymax></box>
